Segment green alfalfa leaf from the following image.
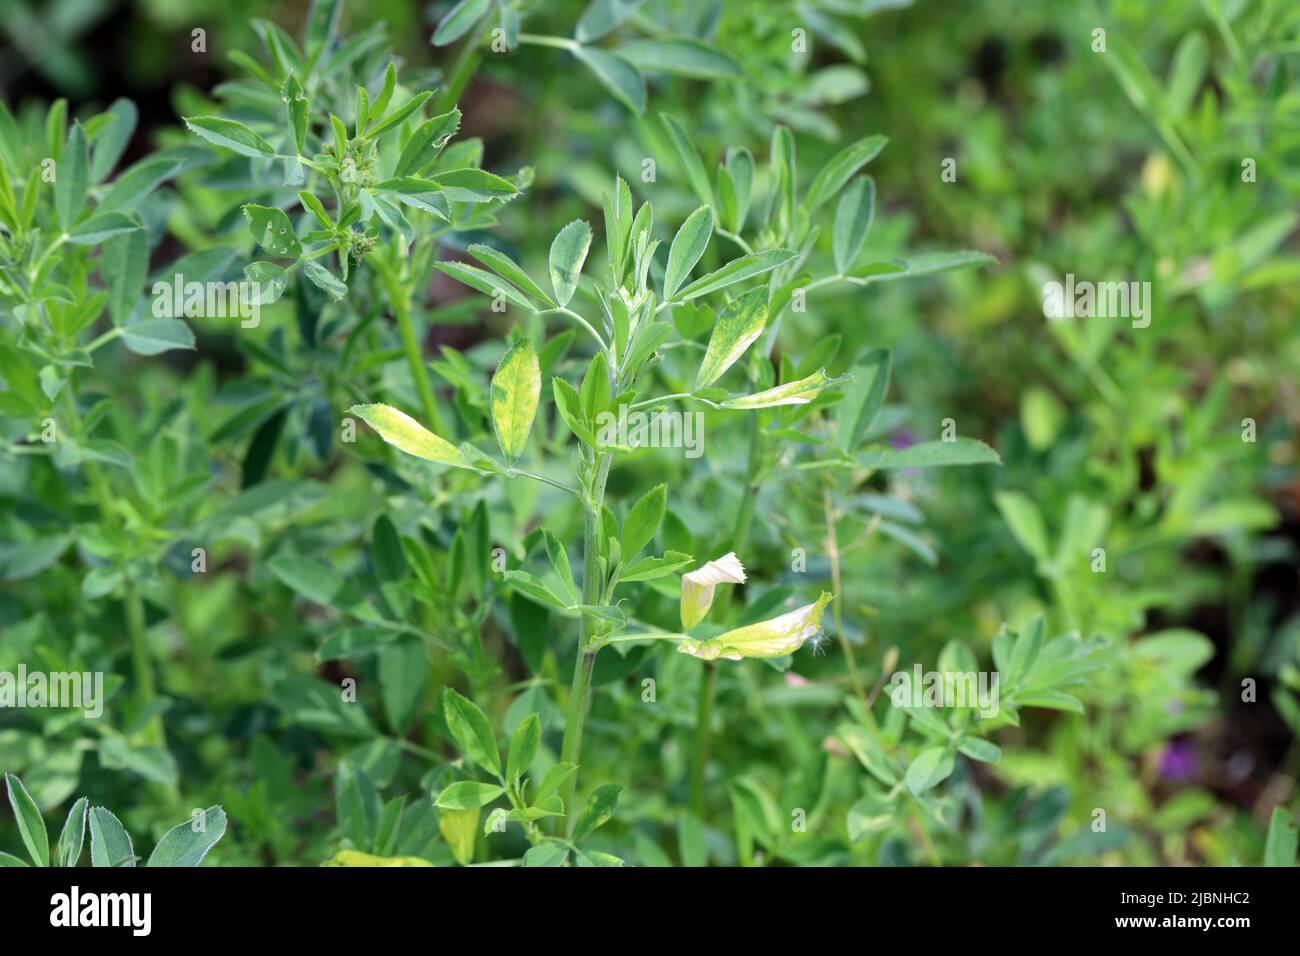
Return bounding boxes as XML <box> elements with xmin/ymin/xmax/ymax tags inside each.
<box><xmin>575</xmin><ymin>0</ymin><xmax>645</xmax><ymax>42</ymax></box>
<box><xmin>90</xmin><ymin>98</ymin><xmax>137</xmax><ymax>183</ymax></box>
<box><xmin>1007</xmin><ymin>614</ymin><xmax>1045</xmax><ymax>687</ymax></box>
<box><xmin>54</xmin><ymin>123</ymin><xmax>88</xmax><ymax>229</ymax></box>
<box><xmin>1264</xmin><ymin>807</ymin><xmax>1298</xmax><ymax>867</ymax></box>
<box><xmin>696</xmin><ymin>287</ymin><xmax>768</xmax><ymax>388</ymax></box>
<box><xmin>860</xmin><ymin>438</ymin><xmax>1001</xmax><ymax>470</ymax></box>
<box><xmin>267</xmin><ymin>554</ymin><xmax>343</xmax><ymax>605</ymax></box>
<box><xmin>533</xmin><ymin>762</ymin><xmax>577</xmax><ymax>803</ymax></box>
<box><xmin>618</xmin><ymin>551</ymin><xmax>693</xmax><ymax>582</ymax></box>
<box><xmin>55</xmin><ymin>797</ymin><xmax>88</xmax><ymax>867</ymax></box>
<box><xmin>370</xmin><ymin>61</ymin><xmax>398</xmax><ymax>120</ymax></box>
<box><xmin>660</xmin><ymin>113</ymin><xmax>712</xmax><ymax>207</ymax></box>
<box><xmin>836</xmin><ymin>348</ymin><xmax>890</xmax><ymax>451</ymax></box>
<box><xmin>504</xmin><ymin>569</ymin><xmax>570</xmax><ymax>610</ymax></box>
<box><xmin>674</xmin><ymin>249</ymin><xmax>796</xmax><ymax>302</ymax></box>
<box><xmin>433</xmin><ymin>166</ymin><xmax>519</xmax><ymax>203</ymax></box>
<box><xmin>443</xmin><ymin>688</ymin><xmax>501</xmax><ymax>777</ymax></box>
<box><xmin>548</xmin><ymin>220</ymin><xmax>592</xmax><ymax>307</ymax></box>
<box><xmin>663</xmin><ymin>205</ymin><xmax>713</xmax><ymax>301</ymax></box>
<box><xmin>121</xmin><ymin>318</ymin><xmax>196</xmax><ymax>356</ymax></box>
<box><xmin>98</xmin><ymin>157</ymin><xmax>179</xmax><ymax>214</ymax></box>
<box><xmin>804</xmin><ymin>134</ymin><xmax>887</xmax><ymax>213</ymax></box>
<box><xmin>245</xmin><ymin>261</ymin><xmax>288</xmax><ymax>306</ymax></box>
<box><xmin>579</xmin><ymin>350</ymin><xmax>610</xmax><ymax>421</ymax></box>
<box><xmin>865</xmin><ymin>250</ymin><xmax>997</xmax><ymax>281</ymax></box>
<box><xmin>490</xmin><ymin>337</ymin><xmax>541</xmax><ymax>462</ymax></box>
<box><xmin>620</xmin><ymin>483</ymin><xmax>665</xmax><ymax>562</ymax></box>
<box><xmin>302</xmin><ymin>259</ymin><xmax>348</xmax><ymax>300</ymax></box>
<box><xmin>432</xmin><ymin>0</ymin><xmax>491</xmax><ymax>46</ymax></box>
<box><xmin>88</xmin><ymin>806</ymin><xmax>136</xmax><ymax>867</ymax></box>
<box><xmin>543</xmin><ymin>530</ymin><xmax>578</xmax><ymax>603</ymax></box>
<box><xmin>956</xmin><ymin>737</ymin><xmax>1002</xmax><ymax>764</ymax></box>
<box><xmin>435</xmin><ymin>781</ymin><xmax>505</xmax><ymax>810</ymax></box>
<box><xmin>184</xmin><ymin>115</ymin><xmax>276</xmax><ymax>159</ymax></box>
<box><xmin>281</xmin><ymin>73</ymin><xmax>309</xmax><ymax>154</ymax></box>
<box><xmin>603</xmin><ymin>175</ymin><xmax>634</xmax><ymax>286</ymax></box>
<box><xmin>348</xmin><ymin>403</ymin><xmax>474</xmax><ymax>470</ymax></box>
<box><xmin>364</xmin><ymin>91</ymin><xmax>433</xmax><ymax>139</ymax></box>
<box><xmin>994</xmin><ymin>491</ymin><xmax>1050</xmax><ymax>563</ymax></box>
<box><xmin>723</xmin><ymin>147</ymin><xmax>754</xmax><ymax>233</ymax></box>
<box><xmin>436</xmin><ymin>260</ymin><xmax>535</xmax><ymax>313</ymax></box>
<box><xmin>574</xmin><ymin>47</ymin><xmax>646</xmax><ymax>115</ymax></box>
<box><xmin>394</xmin><ymin>109</ymin><xmax>461</xmax><ymax>176</ymax></box>
<box><xmin>146</xmin><ymin>807</ymin><xmax>227</xmax><ymax>866</ymax></box>
<box><xmin>522</xmin><ymin>843</ymin><xmax>569</xmax><ymax>867</ymax></box>
<box><xmin>242</xmin><ymin>204</ymin><xmax>302</xmax><ymax>258</ymax></box>
<box><xmin>66</xmin><ymin>212</ymin><xmax>140</xmax><ymax>245</ymax></box>
<box><xmin>832</xmin><ymin>176</ymin><xmax>875</xmax><ymax>275</ymax></box>
<box><xmin>469</xmin><ymin>243</ymin><xmax>555</xmax><ymax>307</ymax></box>
<box><xmin>103</xmin><ymin>227</ymin><xmax>149</xmax><ymax>324</ymax></box>
<box><xmin>1165</xmin><ymin>31</ymin><xmax>1207</xmax><ymax>120</ymax></box>
<box><xmin>371</xmin><ymin>515</ymin><xmax>407</xmax><ymax>584</ymax></box>
<box><xmin>572</xmin><ymin>783</ymin><xmax>622</xmax><ymax>841</ymax></box>
<box><xmin>552</xmin><ymin>377</ymin><xmax>599</xmax><ymax>448</ymax></box>
<box><xmin>4</xmin><ymin>774</ymin><xmax>48</xmax><ymax>867</ymax></box>
<box><xmin>904</xmin><ymin>747</ymin><xmax>955</xmax><ymax>796</ymax></box>
<box><xmin>506</xmin><ymin>714</ymin><xmax>541</xmax><ymax>789</ymax></box>
<box><xmin>305</xmin><ymin>0</ymin><xmax>344</xmax><ymax>56</ymax></box>
<box><xmin>769</xmin><ymin>124</ymin><xmax>796</xmax><ymax>233</ymax></box>
<box><xmin>617</xmin><ymin>37</ymin><xmax>741</xmax><ymax>79</ymax></box>
<box><xmin>379</xmin><ymin>636</ymin><xmax>427</xmax><ymax>732</ymax></box>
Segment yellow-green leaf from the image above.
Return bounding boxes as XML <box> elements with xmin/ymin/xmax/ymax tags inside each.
<box><xmin>679</xmin><ymin>592</ymin><xmax>832</xmax><ymax>660</ymax></box>
<box><xmin>696</xmin><ymin>287</ymin><xmax>768</xmax><ymax>388</ymax></box>
<box><xmin>720</xmin><ymin>369</ymin><xmax>846</xmax><ymax>409</ymax></box>
<box><xmin>490</xmin><ymin>338</ymin><xmax>541</xmax><ymax>462</ymax></box>
<box><xmin>324</xmin><ymin>849</ymin><xmax>434</xmax><ymax>867</ymax></box>
<box><xmin>348</xmin><ymin>403</ymin><xmax>471</xmax><ymax>469</ymax></box>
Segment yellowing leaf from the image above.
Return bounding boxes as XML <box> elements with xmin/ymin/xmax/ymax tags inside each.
<box><xmin>695</xmin><ymin>287</ymin><xmax>768</xmax><ymax>389</ymax></box>
<box><xmin>324</xmin><ymin>849</ymin><xmax>434</xmax><ymax>866</ymax></box>
<box><xmin>348</xmin><ymin>403</ymin><xmax>471</xmax><ymax>469</ymax></box>
<box><xmin>490</xmin><ymin>338</ymin><xmax>541</xmax><ymax>462</ymax></box>
<box><xmin>679</xmin><ymin>592</ymin><xmax>832</xmax><ymax>660</ymax></box>
<box><xmin>720</xmin><ymin>369</ymin><xmax>846</xmax><ymax>409</ymax></box>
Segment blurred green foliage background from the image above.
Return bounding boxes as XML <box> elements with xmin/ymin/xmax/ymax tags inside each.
<box><xmin>2</xmin><ymin>0</ymin><xmax>1297</xmax><ymax>866</ymax></box>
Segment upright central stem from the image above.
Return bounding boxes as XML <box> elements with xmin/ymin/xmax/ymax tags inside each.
<box><xmin>689</xmin><ymin>416</ymin><xmax>763</xmax><ymax>814</ymax></box>
<box><xmin>379</xmin><ymin>264</ymin><xmax>445</xmax><ymax>435</ymax></box>
<box><xmin>558</xmin><ymin>453</ymin><xmax>611</xmax><ymax>835</ymax></box>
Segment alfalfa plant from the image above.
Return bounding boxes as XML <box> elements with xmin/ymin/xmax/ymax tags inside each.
<box><xmin>1</xmin><ymin>772</ymin><xmax>225</xmax><ymax>867</ymax></box>
<box><xmin>181</xmin><ymin>0</ymin><xmax>527</xmax><ymax>438</ymax></box>
<box><xmin>346</xmin><ymin>105</ymin><xmax>998</xmax><ymax>859</ymax></box>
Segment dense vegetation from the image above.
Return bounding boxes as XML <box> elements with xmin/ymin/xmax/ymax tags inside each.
<box><xmin>1</xmin><ymin>0</ymin><xmax>1297</xmax><ymax>867</ymax></box>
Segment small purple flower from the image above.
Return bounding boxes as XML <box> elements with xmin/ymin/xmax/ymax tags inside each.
<box><xmin>890</xmin><ymin>427</ymin><xmax>917</xmax><ymax>450</ymax></box>
<box><xmin>1158</xmin><ymin>738</ymin><xmax>1198</xmax><ymax>782</ymax></box>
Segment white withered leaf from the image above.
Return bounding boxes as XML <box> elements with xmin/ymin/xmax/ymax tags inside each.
<box><xmin>680</xmin><ymin>552</ymin><xmax>746</xmax><ymax>630</ymax></box>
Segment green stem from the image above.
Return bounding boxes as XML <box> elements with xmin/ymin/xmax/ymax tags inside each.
<box><xmin>823</xmin><ymin>485</ymin><xmax>868</xmax><ymax>707</ymax></box>
<box><xmin>379</xmin><ymin>265</ymin><xmax>445</xmax><ymax>434</ymax></box>
<box><xmin>64</xmin><ymin>382</ymin><xmax>164</xmax><ymax>746</ymax></box>
<box><xmin>688</xmin><ymin>416</ymin><xmax>763</xmax><ymax>815</ymax></box>
<box><xmin>518</xmin><ymin>33</ymin><xmax>580</xmax><ymax>52</ymax></box>
<box><xmin>688</xmin><ymin>663</ymin><xmax>717</xmax><ymax>814</ymax></box>
<box><xmin>557</xmin><ymin>453</ymin><xmax>612</xmax><ymax>835</ymax></box>
<box><xmin>123</xmin><ymin>577</ymin><xmax>163</xmax><ymax>748</ymax></box>
<box><xmin>435</xmin><ymin>20</ymin><xmax>492</xmax><ymax>113</ymax></box>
